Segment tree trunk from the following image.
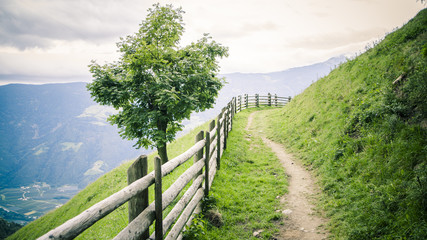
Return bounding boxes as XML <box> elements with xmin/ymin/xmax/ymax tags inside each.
<box><xmin>157</xmin><ymin>117</ymin><xmax>169</xmax><ymax>164</ymax></box>
<box><xmin>157</xmin><ymin>143</ymin><xmax>168</xmax><ymax>164</ymax></box>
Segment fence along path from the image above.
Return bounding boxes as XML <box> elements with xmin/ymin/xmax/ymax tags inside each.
<box><xmin>38</xmin><ymin>94</ymin><xmax>291</xmax><ymax>240</ymax></box>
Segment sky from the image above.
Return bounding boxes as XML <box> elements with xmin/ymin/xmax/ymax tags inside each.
<box><xmin>0</xmin><ymin>0</ymin><xmax>425</xmax><ymax>85</ymax></box>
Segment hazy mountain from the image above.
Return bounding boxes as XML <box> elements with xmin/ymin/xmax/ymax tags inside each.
<box><xmin>222</xmin><ymin>55</ymin><xmax>346</xmax><ymax>95</ymax></box>
<box><xmin>0</xmin><ymin>83</ymin><xmax>145</xmax><ymax>189</ymax></box>
<box><xmin>199</xmin><ymin>55</ymin><xmax>347</xmax><ymax>119</ymax></box>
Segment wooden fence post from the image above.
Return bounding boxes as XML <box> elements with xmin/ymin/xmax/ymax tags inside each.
<box><xmin>127</xmin><ymin>155</ymin><xmax>149</xmax><ymax>240</ymax></box>
<box><xmin>205</xmin><ymin>130</ymin><xmax>211</xmax><ymax>197</ymax></box>
<box><xmin>288</xmin><ymin>96</ymin><xmax>292</xmax><ymax>102</ymax></box>
<box><xmin>211</xmin><ymin>119</ymin><xmax>216</xmax><ymax>153</ymax></box>
<box><xmin>256</xmin><ymin>94</ymin><xmax>259</xmax><ymax>107</ymax></box>
<box><xmin>245</xmin><ymin>94</ymin><xmax>248</xmax><ymax>109</ymax></box>
<box><xmin>154</xmin><ymin>156</ymin><xmax>163</xmax><ymax>240</ymax></box>
<box><xmin>275</xmin><ymin>94</ymin><xmax>278</xmax><ymax>106</ymax></box>
<box><xmin>230</xmin><ymin>102</ymin><xmax>233</xmax><ymax>131</ymax></box>
<box><xmin>216</xmin><ymin>112</ymin><xmax>222</xmax><ymax>169</ymax></box>
<box><xmin>234</xmin><ymin>97</ymin><xmax>237</xmax><ymax>114</ymax></box>
<box><xmin>268</xmin><ymin>93</ymin><xmax>271</xmax><ymax>106</ymax></box>
<box><xmin>228</xmin><ymin>103</ymin><xmax>231</xmax><ymax>132</ymax></box>
<box><xmin>237</xmin><ymin>95</ymin><xmax>240</xmax><ymax>112</ymax></box>
<box><xmin>209</xmin><ymin>120</ymin><xmax>215</xmax><ymax>133</ymax></box>
<box><xmin>194</xmin><ymin>131</ymin><xmax>204</xmax><ymax>177</ymax></box>
<box><xmin>224</xmin><ymin>108</ymin><xmax>228</xmax><ymax>150</ymax></box>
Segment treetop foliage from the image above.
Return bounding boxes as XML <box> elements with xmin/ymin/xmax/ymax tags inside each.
<box><xmin>87</xmin><ymin>4</ymin><xmax>229</xmax><ymax>156</ymax></box>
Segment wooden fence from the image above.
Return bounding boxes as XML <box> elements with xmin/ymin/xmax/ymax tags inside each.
<box><xmin>236</xmin><ymin>93</ymin><xmax>290</xmax><ymax>111</ymax></box>
<box><xmin>38</xmin><ymin>94</ymin><xmax>291</xmax><ymax>240</ymax></box>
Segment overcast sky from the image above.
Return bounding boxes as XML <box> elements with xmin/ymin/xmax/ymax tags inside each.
<box><xmin>0</xmin><ymin>0</ymin><xmax>424</xmax><ymax>85</ymax></box>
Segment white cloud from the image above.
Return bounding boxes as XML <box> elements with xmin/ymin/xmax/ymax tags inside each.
<box><xmin>0</xmin><ymin>0</ymin><xmax>149</xmax><ymax>49</ymax></box>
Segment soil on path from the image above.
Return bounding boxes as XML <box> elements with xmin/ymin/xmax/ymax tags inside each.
<box><xmin>247</xmin><ymin>111</ymin><xmax>329</xmax><ymax>240</ymax></box>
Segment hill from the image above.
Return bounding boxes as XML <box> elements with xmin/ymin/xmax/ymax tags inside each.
<box><xmin>258</xmin><ymin>8</ymin><xmax>427</xmax><ymax>239</ymax></box>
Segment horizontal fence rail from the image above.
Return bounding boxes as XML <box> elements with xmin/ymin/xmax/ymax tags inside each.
<box><xmin>38</xmin><ymin>93</ymin><xmax>290</xmax><ymax>240</ymax></box>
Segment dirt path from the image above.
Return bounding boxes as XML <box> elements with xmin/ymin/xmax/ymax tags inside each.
<box><xmin>247</xmin><ymin>111</ymin><xmax>329</xmax><ymax>240</ymax></box>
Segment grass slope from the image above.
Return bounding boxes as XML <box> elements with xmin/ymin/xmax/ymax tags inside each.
<box><xmin>258</xmin><ymin>9</ymin><xmax>427</xmax><ymax>239</ymax></box>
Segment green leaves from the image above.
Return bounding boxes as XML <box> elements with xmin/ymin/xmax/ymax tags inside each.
<box><xmin>87</xmin><ymin>61</ymin><xmax>129</xmax><ymax>109</ymax></box>
<box><xmin>87</xmin><ymin>4</ymin><xmax>228</xmax><ymax>161</ymax></box>
<box><xmin>141</xmin><ymin>4</ymin><xmax>184</xmax><ymax>48</ymax></box>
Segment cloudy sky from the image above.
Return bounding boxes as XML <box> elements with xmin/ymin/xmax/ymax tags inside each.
<box><xmin>0</xmin><ymin>0</ymin><xmax>424</xmax><ymax>85</ymax></box>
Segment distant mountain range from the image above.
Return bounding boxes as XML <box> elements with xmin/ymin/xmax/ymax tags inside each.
<box><xmin>0</xmin><ymin>83</ymin><xmax>145</xmax><ymax>190</ymax></box>
<box><xmin>222</xmin><ymin>55</ymin><xmax>346</xmax><ymax>96</ymax></box>
<box><xmin>197</xmin><ymin>55</ymin><xmax>347</xmax><ymax>121</ymax></box>
<box><xmin>0</xmin><ymin>55</ymin><xmax>346</xmax><ymax>224</ymax></box>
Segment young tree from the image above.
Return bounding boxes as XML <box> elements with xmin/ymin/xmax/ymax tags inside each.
<box><xmin>87</xmin><ymin>4</ymin><xmax>228</xmax><ymax>164</ymax></box>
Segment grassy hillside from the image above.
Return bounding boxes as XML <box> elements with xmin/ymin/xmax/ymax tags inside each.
<box><xmin>257</xmin><ymin>9</ymin><xmax>427</xmax><ymax>239</ymax></box>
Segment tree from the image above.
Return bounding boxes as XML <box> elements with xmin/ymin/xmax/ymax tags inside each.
<box><xmin>87</xmin><ymin>4</ymin><xmax>229</xmax><ymax>164</ymax></box>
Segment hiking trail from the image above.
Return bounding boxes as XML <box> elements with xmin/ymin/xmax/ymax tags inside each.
<box><xmin>247</xmin><ymin>111</ymin><xmax>329</xmax><ymax>240</ymax></box>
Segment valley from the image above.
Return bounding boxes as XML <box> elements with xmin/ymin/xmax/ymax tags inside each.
<box><xmin>0</xmin><ymin>183</ymin><xmax>78</xmax><ymax>225</ymax></box>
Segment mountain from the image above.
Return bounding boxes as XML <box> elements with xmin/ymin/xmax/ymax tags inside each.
<box><xmin>0</xmin><ymin>83</ymin><xmax>146</xmax><ymax>224</ymax></box>
<box><xmin>0</xmin><ymin>83</ymin><xmax>144</xmax><ymax>189</ymax></box>
<box><xmin>222</xmin><ymin>55</ymin><xmax>346</xmax><ymax>96</ymax></box>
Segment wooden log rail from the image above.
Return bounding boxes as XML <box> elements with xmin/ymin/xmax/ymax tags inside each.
<box><xmin>38</xmin><ymin>93</ymin><xmax>290</xmax><ymax>240</ymax></box>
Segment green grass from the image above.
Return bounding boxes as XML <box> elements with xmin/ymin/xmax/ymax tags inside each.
<box><xmin>254</xmin><ymin>9</ymin><xmax>427</xmax><ymax>239</ymax></box>
<box><xmin>185</xmin><ymin>108</ymin><xmax>288</xmax><ymax>239</ymax></box>
<box><xmin>8</xmin><ymin>121</ymin><xmax>211</xmax><ymax>240</ymax></box>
